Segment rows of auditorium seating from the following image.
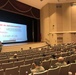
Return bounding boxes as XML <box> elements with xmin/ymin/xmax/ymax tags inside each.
<box><xmin>0</xmin><ymin>43</ymin><xmax>76</xmax><ymax>75</ymax></box>
<box><xmin>0</xmin><ymin>63</ymin><xmax>76</xmax><ymax>75</ymax></box>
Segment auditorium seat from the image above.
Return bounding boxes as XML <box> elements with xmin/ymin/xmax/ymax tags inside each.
<box><xmin>33</xmin><ymin>70</ymin><xmax>48</xmax><ymax>75</ymax></box>
<box><xmin>55</xmin><ymin>54</ymin><xmax>61</xmax><ymax>58</ymax></box>
<box><xmin>20</xmin><ymin>64</ymin><xmax>31</xmax><ymax>75</ymax></box>
<box><xmin>50</xmin><ymin>59</ymin><xmax>57</xmax><ymax>66</ymax></box>
<box><xmin>0</xmin><ymin>59</ymin><xmax>9</xmax><ymax>64</ymax></box>
<box><xmin>14</xmin><ymin>60</ymin><xmax>24</xmax><ymax>67</ymax></box>
<box><xmin>33</xmin><ymin>54</ymin><xmax>40</xmax><ymax>58</ymax></box>
<box><xmin>48</xmin><ymin>66</ymin><xmax>60</xmax><ymax>75</ymax></box>
<box><xmin>42</xmin><ymin>59</ymin><xmax>51</xmax><ymax>70</ymax></box>
<box><xmin>69</xmin><ymin>63</ymin><xmax>76</xmax><ymax>75</ymax></box>
<box><xmin>70</xmin><ymin>54</ymin><xmax>76</xmax><ymax>63</ymax></box>
<box><xmin>5</xmin><ymin>66</ymin><xmax>19</xmax><ymax>75</ymax></box>
<box><xmin>25</xmin><ymin>59</ymin><xmax>33</xmax><ymax>65</ymax></box>
<box><xmin>33</xmin><ymin>57</ymin><xmax>42</xmax><ymax>62</ymax></box>
<box><xmin>2</xmin><ymin>62</ymin><xmax>14</xmax><ymax>70</ymax></box>
<box><xmin>17</xmin><ymin>57</ymin><xmax>25</xmax><ymax>61</ymax></box>
<box><xmin>59</xmin><ymin>64</ymin><xmax>70</xmax><ymax>75</ymax></box>
<box><xmin>26</xmin><ymin>55</ymin><xmax>33</xmax><ymax>59</ymax></box>
<box><xmin>42</xmin><ymin>55</ymin><xmax>51</xmax><ymax>61</ymax></box>
<box><xmin>65</xmin><ymin>56</ymin><xmax>71</xmax><ymax>64</ymax></box>
<box><xmin>0</xmin><ymin>69</ymin><xmax>4</xmax><ymax>75</ymax></box>
<box><xmin>61</xmin><ymin>52</ymin><xmax>67</xmax><ymax>57</ymax></box>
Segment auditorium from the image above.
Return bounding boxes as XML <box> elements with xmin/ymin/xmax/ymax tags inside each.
<box><xmin>0</xmin><ymin>0</ymin><xmax>76</xmax><ymax>75</ymax></box>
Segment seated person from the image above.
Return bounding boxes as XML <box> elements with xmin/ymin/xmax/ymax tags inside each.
<box><xmin>29</xmin><ymin>47</ymin><xmax>32</xmax><ymax>49</ymax></box>
<box><xmin>9</xmin><ymin>53</ymin><xmax>18</xmax><ymax>59</ymax></box>
<box><xmin>13</xmin><ymin>53</ymin><xmax>18</xmax><ymax>58</ymax></box>
<box><xmin>56</xmin><ymin>56</ymin><xmax>67</xmax><ymax>66</ymax></box>
<box><xmin>51</xmin><ymin>54</ymin><xmax>56</xmax><ymax>59</ymax></box>
<box><xmin>31</xmin><ymin>60</ymin><xmax>45</xmax><ymax>74</ymax></box>
<box><xmin>42</xmin><ymin>53</ymin><xmax>46</xmax><ymax>57</ymax></box>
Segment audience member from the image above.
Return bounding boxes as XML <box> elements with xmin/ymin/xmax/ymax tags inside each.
<box><xmin>21</xmin><ymin>48</ymin><xmax>23</xmax><ymax>51</ymax></box>
<box><xmin>42</xmin><ymin>53</ymin><xmax>46</xmax><ymax>57</ymax></box>
<box><xmin>56</xmin><ymin>56</ymin><xmax>67</xmax><ymax>66</ymax></box>
<box><xmin>51</xmin><ymin>54</ymin><xmax>56</xmax><ymax>59</ymax></box>
<box><xmin>9</xmin><ymin>53</ymin><xmax>18</xmax><ymax>59</ymax></box>
<box><xmin>29</xmin><ymin>47</ymin><xmax>32</xmax><ymax>49</ymax></box>
<box><xmin>30</xmin><ymin>60</ymin><xmax>45</xmax><ymax>74</ymax></box>
<box><xmin>13</xmin><ymin>53</ymin><xmax>18</xmax><ymax>58</ymax></box>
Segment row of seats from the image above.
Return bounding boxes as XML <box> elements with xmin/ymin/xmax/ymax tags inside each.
<box><xmin>0</xmin><ymin>64</ymin><xmax>31</xmax><ymax>75</ymax></box>
<box><xmin>0</xmin><ymin>53</ymin><xmax>76</xmax><ymax>69</ymax></box>
<box><xmin>0</xmin><ymin>54</ymin><xmax>76</xmax><ymax>72</ymax></box>
<box><xmin>33</xmin><ymin>63</ymin><xmax>76</xmax><ymax>75</ymax></box>
<box><xmin>0</xmin><ymin>43</ymin><xmax>76</xmax><ymax>75</ymax></box>
<box><xmin>0</xmin><ymin>63</ymin><xmax>76</xmax><ymax>75</ymax></box>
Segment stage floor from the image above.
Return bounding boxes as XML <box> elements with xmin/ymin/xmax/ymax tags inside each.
<box><xmin>2</xmin><ymin>42</ymin><xmax>46</xmax><ymax>52</ymax></box>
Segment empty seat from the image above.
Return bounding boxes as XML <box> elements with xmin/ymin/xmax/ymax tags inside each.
<box><xmin>42</xmin><ymin>60</ymin><xmax>51</xmax><ymax>70</ymax></box>
<box><xmin>14</xmin><ymin>60</ymin><xmax>24</xmax><ymax>67</ymax></box>
<box><xmin>59</xmin><ymin>64</ymin><xmax>70</xmax><ymax>75</ymax></box>
<box><xmin>26</xmin><ymin>56</ymin><xmax>33</xmax><ymax>59</ymax></box>
<box><xmin>61</xmin><ymin>52</ymin><xmax>67</xmax><ymax>57</ymax></box>
<box><xmin>0</xmin><ymin>69</ymin><xmax>4</xmax><ymax>75</ymax></box>
<box><xmin>17</xmin><ymin>57</ymin><xmax>25</xmax><ymax>61</ymax></box>
<box><xmin>25</xmin><ymin>59</ymin><xmax>33</xmax><ymax>65</ymax></box>
<box><xmin>5</xmin><ymin>66</ymin><xmax>19</xmax><ymax>75</ymax></box>
<box><xmin>20</xmin><ymin>64</ymin><xmax>31</xmax><ymax>75</ymax></box>
<box><xmin>42</xmin><ymin>55</ymin><xmax>50</xmax><ymax>61</ymax></box>
<box><xmin>69</xmin><ymin>63</ymin><xmax>76</xmax><ymax>75</ymax></box>
<box><xmin>0</xmin><ymin>59</ymin><xmax>9</xmax><ymax>64</ymax></box>
<box><xmin>2</xmin><ymin>62</ymin><xmax>14</xmax><ymax>70</ymax></box>
<box><xmin>0</xmin><ymin>57</ymin><xmax>8</xmax><ymax>60</ymax></box>
<box><xmin>48</xmin><ymin>67</ymin><xmax>60</xmax><ymax>75</ymax></box>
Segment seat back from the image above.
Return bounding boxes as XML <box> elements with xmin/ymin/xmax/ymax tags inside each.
<box><xmin>14</xmin><ymin>60</ymin><xmax>24</xmax><ymax>67</ymax></box>
<box><xmin>17</xmin><ymin>57</ymin><xmax>25</xmax><ymax>61</ymax></box>
<box><xmin>42</xmin><ymin>60</ymin><xmax>51</xmax><ymax>70</ymax></box>
<box><xmin>0</xmin><ymin>59</ymin><xmax>9</xmax><ymax>64</ymax></box>
<box><xmin>2</xmin><ymin>62</ymin><xmax>14</xmax><ymax>70</ymax></box>
<box><xmin>70</xmin><ymin>54</ymin><xmax>76</xmax><ymax>63</ymax></box>
<box><xmin>20</xmin><ymin>64</ymin><xmax>31</xmax><ymax>75</ymax></box>
<box><xmin>0</xmin><ymin>69</ymin><xmax>4</xmax><ymax>75</ymax></box>
<box><xmin>65</xmin><ymin>56</ymin><xmax>71</xmax><ymax>64</ymax></box>
<box><xmin>48</xmin><ymin>67</ymin><xmax>60</xmax><ymax>75</ymax></box>
<box><xmin>42</xmin><ymin>56</ymin><xmax>50</xmax><ymax>61</ymax></box>
<box><xmin>59</xmin><ymin>64</ymin><xmax>70</xmax><ymax>75</ymax></box>
<box><xmin>69</xmin><ymin>63</ymin><xmax>76</xmax><ymax>75</ymax></box>
<box><xmin>5</xmin><ymin>66</ymin><xmax>19</xmax><ymax>75</ymax></box>
<box><xmin>25</xmin><ymin>59</ymin><xmax>33</xmax><ymax>65</ymax></box>
<box><xmin>33</xmin><ymin>70</ymin><xmax>48</xmax><ymax>75</ymax></box>
<box><xmin>50</xmin><ymin>59</ymin><xmax>57</xmax><ymax>66</ymax></box>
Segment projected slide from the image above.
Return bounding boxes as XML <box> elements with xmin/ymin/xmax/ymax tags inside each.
<box><xmin>0</xmin><ymin>21</ymin><xmax>27</xmax><ymax>43</ymax></box>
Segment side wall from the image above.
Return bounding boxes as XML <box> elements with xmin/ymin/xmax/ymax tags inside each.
<box><xmin>40</xmin><ymin>3</ymin><xmax>76</xmax><ymax>45</ymax></box>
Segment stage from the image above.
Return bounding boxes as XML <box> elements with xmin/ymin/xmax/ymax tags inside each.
<box><xmin>2</xmin><ymin>42</ymin><xmax>46</xmax><ymax>52</ymax></box>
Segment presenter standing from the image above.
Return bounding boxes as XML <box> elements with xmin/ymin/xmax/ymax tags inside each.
<box><xmin>0</xmin><ymin>41</ymin><xmax>2</xmax><ymax>52</ymax></box>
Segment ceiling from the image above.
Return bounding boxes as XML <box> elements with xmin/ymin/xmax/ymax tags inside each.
<box><xmin>17</xmin><ymin>0</ymin><xmax>76</xmax><ymax>9</ymax></box>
